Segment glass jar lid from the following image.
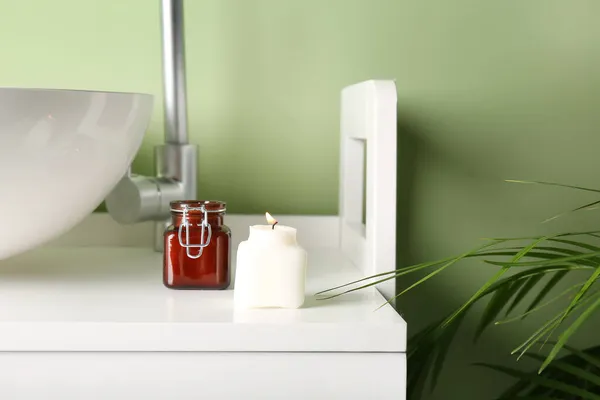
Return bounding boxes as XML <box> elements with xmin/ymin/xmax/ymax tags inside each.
<box><xmin>170</xmin><ymin>200</ymin><xmax>227</xmax><ymax>214</ymax></box>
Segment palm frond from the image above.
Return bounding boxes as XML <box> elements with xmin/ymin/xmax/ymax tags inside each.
<box><xmin>449</xmin><ymin>237</ymin><xmax>549</xmax><ymax>332</ymax></box>
<box><xmin>543</xmin><ymin>199</ymin><xmax>600</xmax><ymax>223</ymax></box>
<box><xmin>495</xmin><ymin>282</ymin><xmax>584</xmax><ymax>325</ymax></box>
<box><xmin>478</xmin><ymin>363</ymin><xmax>600</xmax><ymax>400</ymax></box>
<box><xmin>541</xmin><ymin>294</ymin><xmax>600</xmax><ymax>372</ymax></box>
<box><xmin>505</xmin><ymin>274</ymin><xmax>544</xmax><ymax>316</ymax></box>
<box><xmin>539</xmin><ymin>267</ymin><xmax>600</xmax><ymax>371</ymax></box>
<box><xmin>475</xmin><ymin>278</ymin><xmax>525</xmax><ymax>341</ymax></box>
<box><xmin>511</xmin><ymin>290</ymin><xmax>600</xmax><ymax>361</ymax></box>
<box><xmin>505</xmin><ymin>179</ymin><xmax>600</xmax><ymax>194</ymax></box>
<box><xmin>505</xmin><ymin>180</ymin><xmax>600</xmax><ymax>223</ymax></box>
<box><xmin>429</xmin><ymin>313</ymin><xmax>464</xmax><ymax>391</ymax></box>
<box><xmin>494</xmin><ymin>345</ymin><xmax>600</xmax><ymax>399</ymax></box>
<box><xmin>321</xmin><ymin>233</ymin><xmax>600</xmax><ymax>399</ymax></box>
<box><xmin>523</xmin><ymin>270</ymin><xmax>569</xmax><ymax>318</ymax></box>
<box><xmin>406</xmin><ymin>180</ymin><xmax>600</xmax><ymax>398</ymax></box>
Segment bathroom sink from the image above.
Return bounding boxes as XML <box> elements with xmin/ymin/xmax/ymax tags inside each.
<box><xmin>0</xmin><ymin>88</ymin><xmax>153</xmax><ymax>259</ymax></box>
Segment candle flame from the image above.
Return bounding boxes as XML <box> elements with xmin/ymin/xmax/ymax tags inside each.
<box><xmin>265</xmin><ymin>212</ymin><xmax>277</xmax><ymax>225</ymax></box>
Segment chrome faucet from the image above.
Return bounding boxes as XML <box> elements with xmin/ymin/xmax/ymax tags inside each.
<box><xmin>105</xmin><ymin>0</ymin><xmax>197</xmax><ymax>251</ymax></box>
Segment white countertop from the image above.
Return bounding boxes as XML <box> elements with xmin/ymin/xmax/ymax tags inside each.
<box><xmin>0</xmin><ymin>244</ymin><xmax>406</xmax><ymax>353</ymax></box>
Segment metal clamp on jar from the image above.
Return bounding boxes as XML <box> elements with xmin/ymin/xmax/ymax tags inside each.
<box><xmin>163</xmin><ymin>200</ymin><xmax>231</xmax><ymax>290</ymax></box>
<box><xmin>177</xmin><ymin>204</ymin><xmax>212</xmax><ymax>259</ymax></box>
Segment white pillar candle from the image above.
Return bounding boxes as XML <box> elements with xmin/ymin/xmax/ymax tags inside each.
<box><xmin>234</xmin><ymin>213</ymin><xmax>307</xmax><ymax>309</ymax></box>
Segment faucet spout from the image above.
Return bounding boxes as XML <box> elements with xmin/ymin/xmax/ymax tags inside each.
<box><xmin>105</xmin><ymin>0</ymin><xmax>198</xmax><ymax>252</ymax></box>
<box><xmin>161</xmin><ymin>0</ymin><xmax>189</xmax><ymax>145</ymax></box>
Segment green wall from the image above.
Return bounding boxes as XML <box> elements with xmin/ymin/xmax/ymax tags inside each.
<box><xmin>2</xmin><ymin>1</ymin><xmax>600</xmax><ymax>398</ymax></box>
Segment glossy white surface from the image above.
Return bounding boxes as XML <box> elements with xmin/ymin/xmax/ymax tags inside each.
<box><xmin>0</xmin><ymin>352</ymin><xmax>406</xmax><ymax>400</ymax></box>
<box><xmin>0</xmin><ymin>79</ymin><xmax>406</xmax><ymax>399</ymax></box>
<box><xmin>0</xmin><ymin>88</ymin><xmax>153</xmax><ymax>259</ymax></box>
<box><xmin>0</xmin><ymin>245</ymin><xmax>406</xmax><ymax>352</ymax></box>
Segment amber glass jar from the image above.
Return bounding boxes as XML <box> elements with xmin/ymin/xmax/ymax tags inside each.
<box><xmin>163</xmin><ymin>200</ymin><xmax>231</xmax><ymax>290</ymax></box>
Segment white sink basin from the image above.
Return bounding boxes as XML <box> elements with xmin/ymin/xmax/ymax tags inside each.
<box><xmin>0</xmin><ymin>88</ymin><xmax>153</xmax><ymax>259</ymax></box>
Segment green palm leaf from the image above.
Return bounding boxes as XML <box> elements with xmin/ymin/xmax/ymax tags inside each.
<box><xmin>525</xmin><ymin>353</ymin><xmax>600</xmax><ymax>387</ymax></box>
<box><xmin>430</xmin><ymin>313</ymin><xmax>465</xmax><ymax>391</ymax></box>
<box><xmin>535</xmin><ymin>246</ymin><xmax>599</xmax><ymax>266</ymax></box>
<box><xmin>477</xmin><ymin>363</ymin><xmax>600</xmax><ymax>400</ymax></box>
<box><xmin>541</xmin><ymin>295</ymin><xmax>600</xmax><ymax>372</ymax></box>
<box><xmin>321</xmin><ymin>222</ymin><xmax>600</xmax><ymax>399</ymax></box>
<box><xmin>505</xmin><ymin>179</ymin><xmax>600</xmax><ymax>194</ymax></box>
<box><xmin>563</xmin><ymin>344</ymin><xmax>600</xmax><ymax>369</ymax></box>
<box><xmin>523</xmin><ymin>271</ymin><xmax>569</xmax><ymax>319</ymax></box>
<box><xmin>475</xmin><ymin>279</ymin><xmax>525</xmax><ymax>341</ymax></box>
<box><xmin>485</xmin><ymin>251</ymin><xmax>600</xmax><ymax>268</ymax></box>
<box><xmin>511</xmin><ymin>290</ymin><xmax>600</xmax><ymax>360</ymax></box>
<box><xmin>498</xmin><ymin>345</ymin><xmax>600</xmax><ymax>399</ymax></box>
<box><xmin>447</xmin><ymin>237</ymin><xmax>549</xmax><ymax>329</ymax></box>
<box><xmin>315</xmin><ymin>259</ymin><xmax>443</xmax><ymax>300</ymax></box>
<box><xmin>486</xmin><ymin>230</ymin><xmax>600</xmax><ymax>241</ymax></box>
<box><xmin>374</xmin><ymin>241</ymin><xmax>504</xmax><ymax>310</ymax></box>
<box><xmin>548</xmin><ymin>238</ymin><xmax>600</xmax><ymax>253</ymax></box>
<box><xmin>538</xmin><ymin>262</ymin><xmax>600</xmax><ymax>370</ymax></box>
<box><xmin>404</xmin><ymin>264</ymin><xmax>592</xmax><ymax>399</ymax></box>
<box><xmin>505</xmin><ymin>274</ymin><xmax>544</xmax><ymax>316</ymax></box>
<box><xmin>496</xmin><ymin>282</ymin><xmax>584</xmax><ymax>325</ymax></box>
<box><xmin>506</xmin><ymin>179</ymin><xmax>600</xmax><ymax>223</ymax></box>
<box><xmin>542</xmin><ymin>199</ymin><xmax>600</xmax><ymax>223</ymax></box>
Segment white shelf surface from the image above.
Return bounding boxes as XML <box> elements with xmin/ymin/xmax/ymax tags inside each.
<box><xmin>0</xmin><ymin>215</ymin><xmax>406</xmax><ymax>353</ymax></box>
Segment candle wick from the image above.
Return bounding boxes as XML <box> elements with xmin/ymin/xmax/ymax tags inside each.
<box><xmin>272</xmin><ymin>222</ymin><xmax>278</xmax><ymax>230</ymax></box>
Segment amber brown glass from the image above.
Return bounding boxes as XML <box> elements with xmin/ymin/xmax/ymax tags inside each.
<box><xmin>163</xmin><ymin>200</ymin><xmax>231</xmax><ymax>289</ymax></box>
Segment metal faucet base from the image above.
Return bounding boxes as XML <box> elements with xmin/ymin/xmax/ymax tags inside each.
<box><xmin>105</xmin><ymin>143</ymin><xmax>198</xmax><ymax>252</ymax></box>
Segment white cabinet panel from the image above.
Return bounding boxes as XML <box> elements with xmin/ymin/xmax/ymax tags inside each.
<box><xmin>0</xmin><ymin>352</ymin><xmax>406</xmax><ymax>400</ymax></box>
